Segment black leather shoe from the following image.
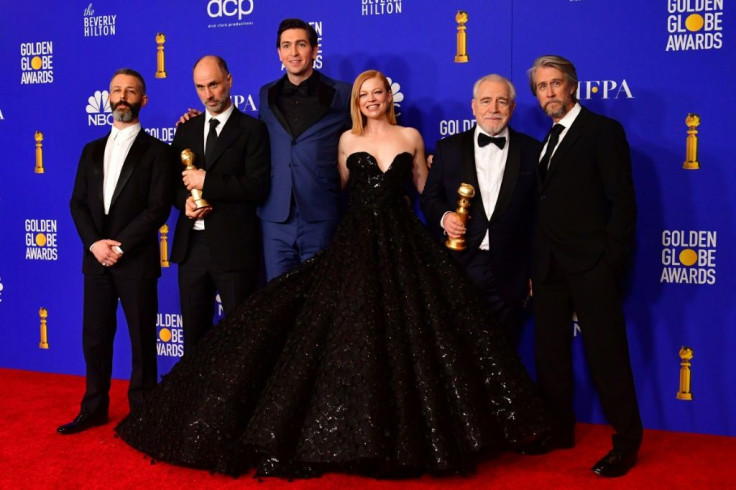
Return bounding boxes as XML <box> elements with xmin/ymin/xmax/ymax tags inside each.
<box><xmin>57</xmin><ymin>411</ymin><xmax>108</xmax><ymax>435</ymax></box>
<box><xmin>592</xmin><ymin>449</ymin><xmax>637</xmax><ymax>477</ymax></box>
<box><xmin>518</xmin><ymin>433</ymin><xmax>575</xmax><ymax>455</ymax></box>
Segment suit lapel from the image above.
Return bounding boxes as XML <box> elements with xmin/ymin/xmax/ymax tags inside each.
<box><xmin>460</xmin><ymin>130</ymin><xmax>488</xmax><ymax>221</ymax></box>
<box><xmin>267</xmin><ymin>78</ymin><xmax>291</xmax><ymax>136</ymax></box>
<box><xmin>545</xmin><ymin>106</ymin><xmax>588</xmax><ymax>183</ymax></box>
<box><xmin>191</xmin><ymin>115</ymin><xmax>206</xmax><ymax>165</ymax></box>
<box><xmin>491</xmin><ymin>128</ymin><xmax>520</xmax><ymax>221</ymax></box>
<box><xmin>206</xmin><ymin>108</ymin><xmax>242</xmax><ymax>168</ymax></box>
<box><xmin>110</xmin><ymin>131</ymin><xmax>149</xmax><ymax>208</ymax></box>
<box><xmin>291</xmin><ymin>76</ymin><xmax>336</xmax><ymax>141</ymax></box>
<box><xmin>92</xmin><ymin>135</ymin><xmax>108</xmax><ymax>206</ymax></box>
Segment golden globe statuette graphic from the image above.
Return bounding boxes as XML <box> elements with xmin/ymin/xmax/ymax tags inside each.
<box><xmin>454</xmin><ymin>11</ymin><xmax>469</xmax><ymax>63</ymax></box>
<box><xmin>181</xmin><ymin>149</ymin><xmax>211</xmax><ymax>210</ymax></box>
<box><xmin>34</xmin><ymin>131</ymin><xmax>45</xmax><ymax>174</ymax></box>
<box><xmin>676</xmin><ymin>346</ymin><xmax>694</xmax><ymax>400</ymax></box>
<box><xmin>39</xmin><ymin>307</ymin><xmax>49</xmax><ymax>349</ymax></box>
<box><xmin>446</xmin><ymin>183</ymin><xmax>475</xmax><ymax>250</ymax></box>
<box><xmin>683</xmin><ymin>113</ymin><xmax>700</xmax><ymax>170</ymax></box>
<box><xmin>159</xmin><ymin>224</ymin><xmax>170</xmax><ymax>267</ymax></box>
<box><xmin>155</xmin><ymin>33</ymin><xmax>167</xmax><ymax>79</ymax></box>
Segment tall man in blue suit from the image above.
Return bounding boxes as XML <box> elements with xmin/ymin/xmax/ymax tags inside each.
<box><xmin>258</xmin><ymin>18</ymin><xmax>352</xmax><ymax>280</ymax></box>
<box><xmin>421</xmin><ymin>74</ymin><xmax>539</xmax><ymax>348</ymax></box>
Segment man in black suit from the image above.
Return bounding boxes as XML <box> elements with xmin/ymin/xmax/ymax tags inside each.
<box><xmin>525</xmin><ymin>55</ymin><xmax>642</xmax><ymax>477</ymax></box>
<box><xmin>421</xmin><ymin>74</ymin><xmax>539</xmax><ymax>347</ymax></box>
<box><xmin>170</xmin><ymin>55</ymin><xmax>270</xmax><ymax>353</ymax></box>
<box><xmin>60</xmin><ymin>68</ymin><xmax>174</xmax><ymax>434</ymax></box>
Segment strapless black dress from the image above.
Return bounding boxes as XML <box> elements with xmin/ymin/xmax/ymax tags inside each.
<box><xmin>116</xmin><ymin>152</ymin><xmax>548</xmax><ymax>478</ymax></box>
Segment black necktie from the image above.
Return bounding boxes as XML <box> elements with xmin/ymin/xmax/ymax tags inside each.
<box><xmin>538</xmin><ymin>124</ymin><xmax>565</xmax><ymax>180</ymax></box>
<box><xmin>478</xmin><ymin>133</ymin><xmax>506</xmax><ymax>149</ymax></box>
<box><xmin>205</xmin><ymin>118</ymin><xmax>220</xmax><ymax>168</ymax></box>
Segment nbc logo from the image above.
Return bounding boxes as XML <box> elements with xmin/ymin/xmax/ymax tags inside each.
<box><xmin>387</xmin><ymin>77</ymin><xmax>404</xmax><ymax>116</ymax></box>
<box><xmin>86</xmin><ymin>90</ymin><xmax>113</xmax><ymax>126</ymax></box>
<box><xmin>0</xmin><ymin>276</ymin><xmax>4</xmax><ymax>303</ymax></box>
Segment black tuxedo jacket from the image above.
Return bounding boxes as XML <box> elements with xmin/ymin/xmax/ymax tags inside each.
<box><xmin>421</xmin><ymin>127</ymin><xmax>540</xmax><ymax>305</ymax></box>
<box><xmin>534</xmin><ymin>106</ymin><xmax>636</xmax><ymax>281</ymax></box>
<box><xmin>170</xmin><ymin>107</ymin><xmax>271</xmax><ymax>271</ymax></box>
<box><xmin>70</xmin><ymin>129</ymin><xmax>175</xmax><ymax>279</ymax></box>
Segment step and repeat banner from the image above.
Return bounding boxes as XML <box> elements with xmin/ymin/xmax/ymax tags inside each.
<box><xmin>0</xmin><ymin>1</ymin><xmax>734</xmax><ymax>437</ymax></box>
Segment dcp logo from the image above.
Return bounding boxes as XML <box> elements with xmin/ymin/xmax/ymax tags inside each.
<box><xmin>207</xmin><ymin>0</ymin><xmax>253</xmax><ymax>21</ymax></box>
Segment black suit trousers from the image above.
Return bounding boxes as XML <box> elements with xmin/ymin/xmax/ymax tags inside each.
<box><xmin>81</xmin><ymin>272</ymin><xmax>158</xmax><ymax>414</ymax></box>
<box><xmin>178</xmin><ymin>231</ymin><xmax>257</xmax><ymax>354</ymax></box>
<box><xmin>533</xmin><ymin>256</ymin><xmax>642</xmax><ymax>452</ymax></box>
<box><xmin>464</xmin><ymin>250</ymin><xmax>524</xmax><ymax>349</ymax></box>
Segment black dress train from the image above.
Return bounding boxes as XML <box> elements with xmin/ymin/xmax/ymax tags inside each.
<box><xmin>116</xmin><ymin>152</ymin><xmax>548</xmax><ymax>477</ymax></box>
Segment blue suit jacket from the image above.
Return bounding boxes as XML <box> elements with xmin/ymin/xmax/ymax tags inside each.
<box><xmin>257</xmin><ymin>72</ymin><xmax>351</xmax><ymax>223</ymax></box>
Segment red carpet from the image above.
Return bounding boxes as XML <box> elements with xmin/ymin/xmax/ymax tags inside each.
<box><xmin>2</xmin><ymin>367</ymin><xmax>734</xmax><ymax>489</ymax></box>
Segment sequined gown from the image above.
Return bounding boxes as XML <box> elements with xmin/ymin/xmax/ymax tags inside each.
<box><xmin>116</xmin><ymin>152</ymin><xmax>548</xmax><ymax>478</ymax></box>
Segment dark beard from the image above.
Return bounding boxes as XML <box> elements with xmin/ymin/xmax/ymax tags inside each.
<box><xmin>111</xmin><ymin>100</ymin><xmax>141</xmax><ymax>122</ymax></box>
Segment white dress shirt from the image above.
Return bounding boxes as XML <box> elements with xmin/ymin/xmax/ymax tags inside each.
<box><xmin>193</xmin><ymin>104</ymin><xmax>235</xmax><ymax>230</ymax></box>
<box><xmin>103</xmin><ymin>123</ymin><xmax>141</xmax><ymax>214</ymax></box>
<box><xmin>539</xmin><ymin>102</ymin><xmax>582</xmax><ymax>166</ymax></box>
<box><xmin>474</xmin><ymin>125</ymin><xmax>509</xmax><ymax>250</ymax></box>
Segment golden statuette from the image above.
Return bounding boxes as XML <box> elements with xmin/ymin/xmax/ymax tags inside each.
<box><xmin>676</xmin><ymin>346</ymin><xmax>694</xmax><ymax>400</ymax></box>
<box><xmin>454</xmin><ymin>11</ymin><xmax>469</xmax><ymax>63</ymax></box>
<box><xmin>34</xmin><ymin>131</ymin><xmax>45</xmax><ymax>174</ymax></box>
<box><xmin>181</xmin><ymin>149</ymin><xmax>211</xmax><ymax>210</ymax></box>
<box><xmin>159</xmin><ymin>224</ymin><xmax>170</xmax><ymax>267</ymax></box>
<box><xmin>683</xmin><ymin>113</ymin><xmax>700</xmax><ymax>170</ymax></box>
<box><xmin>155</xmin><ymin>32</ymin><xmax>167</xmax><ymax>79</ymax></box>
<box><xmin>446</xmin><ymin>183</ymin><xmax>475</xmax><ymax>251</ymax></box>
<box><xmin>39</xmin><ymin>307</ymin><xmax>49</xmax><ymax>349</ymax></box>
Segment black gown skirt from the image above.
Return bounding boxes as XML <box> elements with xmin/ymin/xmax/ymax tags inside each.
<box><xmin>116</xmin><ymin>152</ymin><xmax>549</xmax><ymax>478</ymax></box>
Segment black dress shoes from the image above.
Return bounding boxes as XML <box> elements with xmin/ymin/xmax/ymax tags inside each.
<box><xmin>518</xmin><ymin>433</ymin><xmax>575</xmax><ymax>455</ymax></box>
<box><xmin>592</xmin><ymin>449</ymin><xmax>637</xmax><ymax>477</ymax></box>
<box><xmin>57</xmin><ymin>411</ymin><xmax>108</xmax><ymax>435</ymax></box>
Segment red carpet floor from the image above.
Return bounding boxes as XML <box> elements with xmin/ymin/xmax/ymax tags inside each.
<box><xmin>2</xmin><ymin>367</ymin><xmax>734</xmax><ymax>489</ymax></box>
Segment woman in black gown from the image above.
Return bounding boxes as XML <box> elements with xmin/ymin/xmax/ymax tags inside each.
<box><xmin>116</xmin><ymin>70</ymin><xmax>548</xmax><ymax>478</ymax></box>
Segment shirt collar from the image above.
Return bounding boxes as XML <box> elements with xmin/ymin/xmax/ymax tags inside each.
<box><xmin>556</xmin><ymin>102</ymin><xmax>582</xmax><ymax>129</ymax></box>
<box><xmin>475</xmin><ymin>125</ymin><xmax>509</xmax><ymax>143</ymax></box>
<box><xmin>206</xmin><ymin>102</ymin><xmax>234</xmax><ymax>127</ymax></box>
<box><xmin>110</xmin><ymin>122</ymin><xmax>141</xmax><ymax>141</ymax></box>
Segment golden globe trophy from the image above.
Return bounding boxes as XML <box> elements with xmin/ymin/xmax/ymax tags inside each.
<box><xmin>683</xmin><ymin>113</ymin><xmax>700</xmax><ymax>170</ymax></box>
<box><xmin>34</xmin><ymin>131</ymin><xmax>45</xmax><ymax>174</ymax></box>
<box><xmin>39</xmin><ymin>307</ymin><xmax>49</xmax><ymax>349</ymax></box>
<box><xmin>446</xmin><ymin>183</ymin><xmax>475</xmax><ymax>250</ymax></box>
<box><xmin>181</xmin><ymin>149</ymin><xmax>211</xmax><ymax>210</ymax></box>
<box><xmin>159</xmin><ymin>224</ymin><xmax>170</xmax><ymax>267</ymax></box>
<box><xmin>155</xmin><ymin>33</ymin><xmax>167</xmax><ymax>79</ymax></box>
<box><xmin>454</xmin><ymin>11</ymin><xmax>469</xmax><ymax>63</ymax></box>
<box><xmin>676</xmin><ymin>346</ymin><xmax>694</xmax><ymax>400</ymax></box>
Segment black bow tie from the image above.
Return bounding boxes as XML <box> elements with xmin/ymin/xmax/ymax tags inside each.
<box><xmin>478</xmin><ymin>133</ymin><xmax>506</xmax><ymax>149</ymax></box>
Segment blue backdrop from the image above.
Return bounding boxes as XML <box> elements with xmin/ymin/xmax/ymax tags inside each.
<box><xmin>1</xmin><ymin>0</ymin><xmax>734</xmax><ymax>437</ymax></box>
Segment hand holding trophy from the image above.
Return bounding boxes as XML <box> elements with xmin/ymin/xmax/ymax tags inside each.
<box><xmin>445</xmin><ymin>183</ymin><xmax>475</xmax><ymax>250</ymax></box>
<box><xmin>181</xmin><ymin>149</ymin><xmax>211</xmax><ymax>210</ymax></box>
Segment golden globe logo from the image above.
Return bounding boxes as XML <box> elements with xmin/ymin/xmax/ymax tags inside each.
<box><xmin>666</xmin><ymin>0</ymin><xmax>723</xmax><ymax>51</ymax></box>
<box><xmin>20</xmin><ymin>41</ymin><xmax>54</xmax><ymax>84</ymax></box>
<box><xmin>25</xmin><ymin>219</ymin><xmax>58</xmax><ymax>261</ymax></box>
<box><xmin>660</xmin><ymin>230</ymin><xmax>716</xmax><ymax>284</ymax></box>
<box><xmin>156</xmin><ymin>313</ymin><xmax>184</xmax><ymax>357</ymax></box>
